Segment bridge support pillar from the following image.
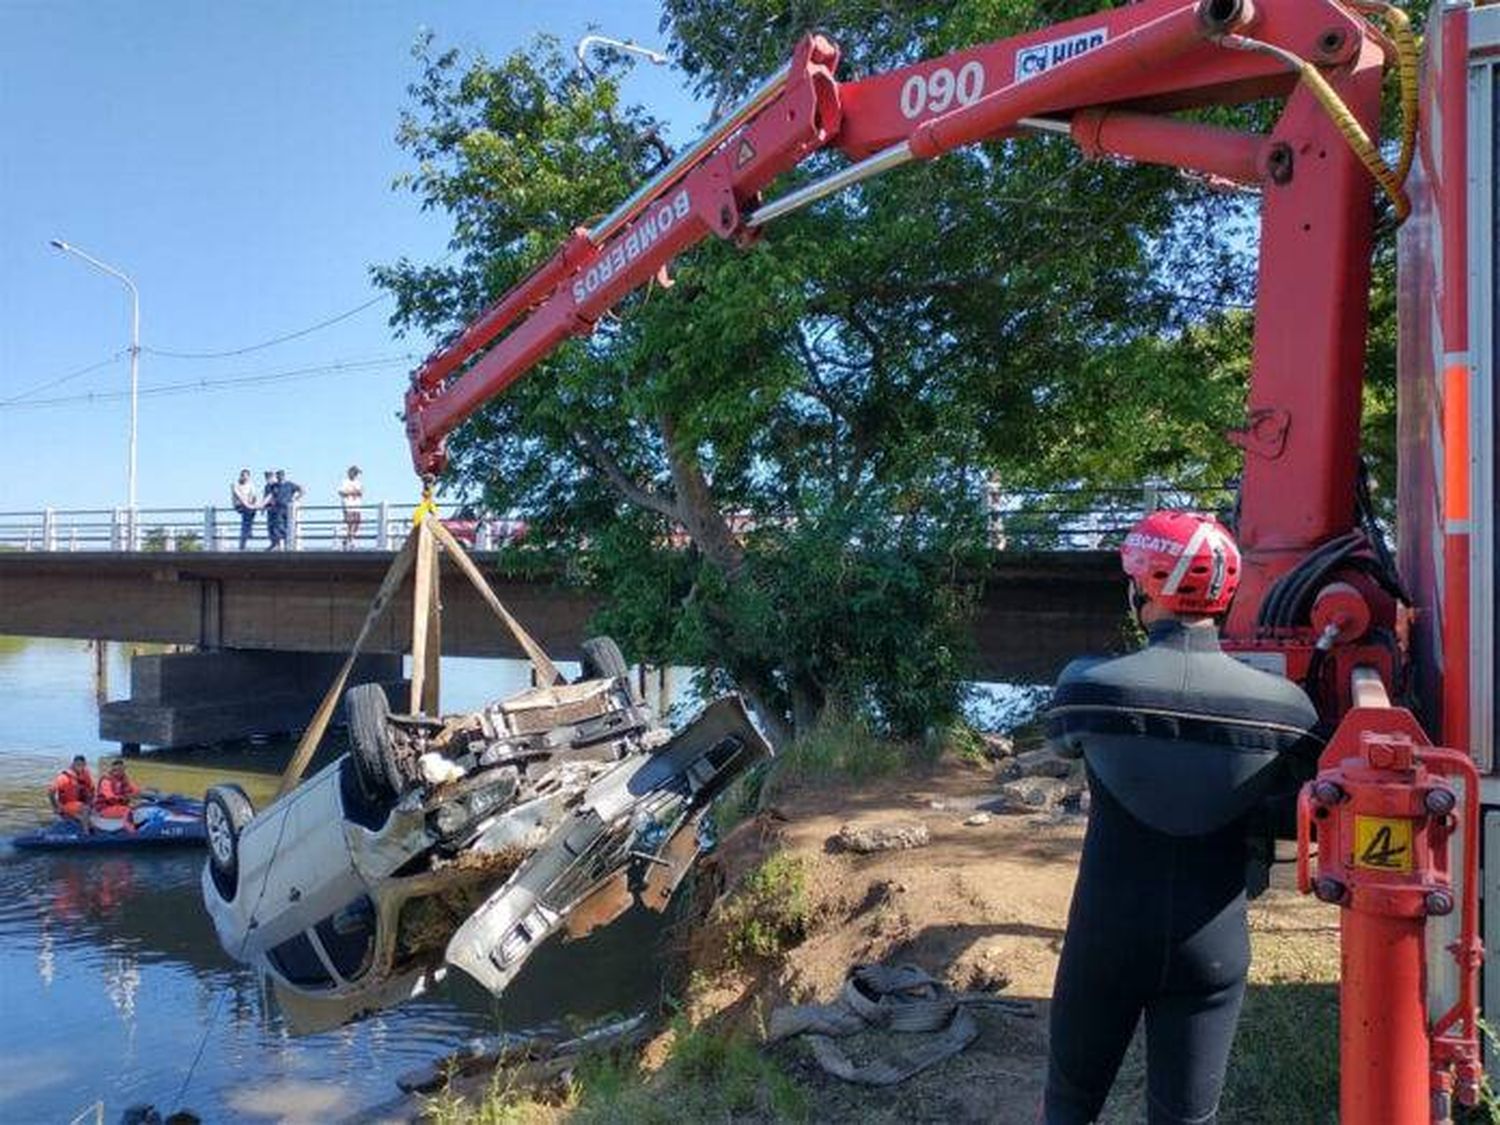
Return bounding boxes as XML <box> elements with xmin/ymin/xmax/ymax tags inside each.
<box><xmin>99</xmin><ymin>649</ymin><xmax>406</xmax><ymax>752</ymax></box>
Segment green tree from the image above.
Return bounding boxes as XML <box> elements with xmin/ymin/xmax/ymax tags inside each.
<box><xmin>373</xmin><ymin>7</ymin><xmax>1281</xmax><ymax>744</ymax></box>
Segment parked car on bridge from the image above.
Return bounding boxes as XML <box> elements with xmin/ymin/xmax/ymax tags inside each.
<box><xmin>439</xmin><ymin>506</ymin><xmax>528</xmax><ymax>549</ymax></box>
<box><xmin>199</xmin><ymin>637</ymin><xmax>769</xmax><ymax>1034</ymax></box>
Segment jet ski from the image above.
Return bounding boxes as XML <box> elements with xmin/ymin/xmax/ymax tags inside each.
<box><xmin>13</xmin><ymin>793</ymin><xmax>205</xmax><ymax>850</ymax></box>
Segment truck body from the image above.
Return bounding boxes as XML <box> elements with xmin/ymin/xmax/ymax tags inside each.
<box><xmin>1397</xmin><ymin>0</ymin><xmax>1500</xmax><ymax>1057</ymax></box>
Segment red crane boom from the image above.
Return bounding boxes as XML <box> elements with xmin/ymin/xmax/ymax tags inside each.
<box><xmin>399</xmin><ymin>4</ymin><xmax>1485</xmax><ymax>1115</ymax></box>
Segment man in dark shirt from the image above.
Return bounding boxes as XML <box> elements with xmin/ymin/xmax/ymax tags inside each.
<box><xmin>265</xmin><ymin>469</ymin><xmax>303</xmax><ymax>551</ymax></box>
<box><xmin>1041</xmin><ymin>511</ymin><xmax>1321</xmax><ymax>1124</ymax></box>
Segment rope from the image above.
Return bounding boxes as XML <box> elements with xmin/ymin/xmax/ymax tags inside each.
<box><xmin>427</xmin><ymin>517</ymin><xmax>563</xmax><ymax>687</ymax></box>
<box><xmin>175</xmin><ymin>770</ymin><xmax>301</xmax><ymax>1111</ymax></box>
<box><xmin>768</xmin><ymin>964</ymin><xmax>1034</xmax><ymax>1086</ymax></box>
<box><xmin>275</xmin><ymin>524</ymin><xmax>424</xmax><ymax>796</ymax></box>
<box><xmin>172</xmin><ymin>989</ymin><xmax>230</xmax><ymax>1110</ymax></box>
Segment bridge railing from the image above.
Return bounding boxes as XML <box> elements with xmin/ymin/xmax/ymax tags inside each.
<box><xmin>990</xmin><ymin>485</ymin><xmax>1236</xmax><ymax>551</ymax></box>
<box><xmin>0</xmin><ymin>503</ymin><xmax>462</xmax><ymax>553</ymax></box>
<box><xmin>0</xmin><ymin>486</ymin><xmax>1234</xmax><ymax>553</ymax></box>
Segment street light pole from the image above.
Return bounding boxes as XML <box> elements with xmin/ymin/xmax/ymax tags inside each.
<box><xmin>50</xmin><ymin>239</ymin><xmax>140</xmax><ymax>520</ymax></box>
<box><xmin>573</xmin><ymin>34</ymin><xmax>669</xmax><ymax>74</ymax></box>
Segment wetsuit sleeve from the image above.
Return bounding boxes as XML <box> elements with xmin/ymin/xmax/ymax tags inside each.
<box><xmin>1045</xmin><ymin>656</ymin><xmax>1108</xmax><ymax>759</ymax></box>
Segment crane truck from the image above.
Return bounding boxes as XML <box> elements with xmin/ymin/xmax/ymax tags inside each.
<box><xmin>396</xmin><ymin>1</ymin><xmax>1500</xmax><ymax>1119</ymax></box>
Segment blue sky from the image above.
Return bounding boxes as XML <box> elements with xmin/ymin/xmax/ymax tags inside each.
<box><xmin>0</xmin><ymin>1</ymin><xmax>700</xmax><ymax>513</ymax></box>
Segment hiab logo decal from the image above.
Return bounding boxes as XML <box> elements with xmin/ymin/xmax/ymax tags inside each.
<box><xmin>1014</xmin><ymin>28</ymin><xmax>1108</xmax><ymax>84</ymax></box>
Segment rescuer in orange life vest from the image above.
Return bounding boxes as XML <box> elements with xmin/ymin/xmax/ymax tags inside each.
<box><xmin>1041</xmin><ymin>512</ymin><xmax>1323</xmax><ymax>1124</ymax></box>
<box><xmin>48</xmin><ymin>754</ymin><xmax>96</xmax><ymax>831</ymax></box>
<box><xmin>94</xmin><ymin>758</ymin><xmax>142</xmax><ymax>823</ymax></box>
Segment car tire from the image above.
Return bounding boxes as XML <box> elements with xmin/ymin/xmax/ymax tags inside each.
<box><xmin>205</xmin><ymin>784</ymin><xmax>254</xmax><ymax>902</ymax></box>
<box><xmin>346</xmin><ymin>683</ymin><xmax>400</xmax><ymax>803</ymax></box>
<box><xmin>579</xmin><ymin>635</ymin><xmax>628</xmax><ymax>682</ymax></box>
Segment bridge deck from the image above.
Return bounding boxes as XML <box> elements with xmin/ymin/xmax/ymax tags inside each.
<box><xmin>0</xmin><ymin>550</ymin><xmax>1124</xmax><ymax>682</ymax></box>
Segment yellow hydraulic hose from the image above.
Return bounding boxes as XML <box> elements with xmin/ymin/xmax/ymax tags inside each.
<box><xmin>1219</xmin><ymin>32</ymin><xmax>1411</xmax><ymax>222</ymax></box>
<box><xmin>1346</xmin><ymin>0</ymin><xmax>1420</xmax><ymax>186</ymax></box>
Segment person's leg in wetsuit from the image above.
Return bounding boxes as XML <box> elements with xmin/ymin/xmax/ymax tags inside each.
<box><xmin>1043</xmin><ymin>780</ymin><xmax>1250</xmax><ymax>1125</ymax></box>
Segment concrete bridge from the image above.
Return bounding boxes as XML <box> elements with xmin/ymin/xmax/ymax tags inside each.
<box><xmin>0</xmin><ymin>548</ymin><xmax>1124</xmax><ymax>676</ymax></box>
<box><xmin>0</xmin><ymin>548</ymin><xmax>1124</xmax><ymax>749</ymax></box>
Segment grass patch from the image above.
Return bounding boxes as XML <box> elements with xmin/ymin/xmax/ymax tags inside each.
<box><xmin>719</xmin><ymin>853</ymin><xmax>811</xmax><ymax>968</ymax></box>
<box><xmin>422</xmin><ymin>1067</ymin><xmax>562</xmax><ymax>1125</ymax></box>
<box><xmin>1220</xmin><ymin>980</ymin><xmax>1338</xmax><ymax>1122</ymax></box>
<box><xmin>764</xmin><ymin>710</ymin><xmax>907</xmax><ymax>800</ymax></box>
<box><xmin>930</xmin><ymin>720</ymin><xmax>991</xmax><ymax>766</ymax></box>
<box><xmin>572</xmin><ymin>1019</ymin><xmax>806</xmax><ymax>1124</ymax></box>
<box><xmin>426</xmin><ymin>1020</ymin><xmax>808</xmax><ymax>1125</ymax></box>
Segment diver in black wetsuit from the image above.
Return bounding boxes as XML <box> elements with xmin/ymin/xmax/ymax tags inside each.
<box><xmin>1040</xmin><ymin>511</ymin><xmax>1321</xmax><ymax>1125</ymax></box>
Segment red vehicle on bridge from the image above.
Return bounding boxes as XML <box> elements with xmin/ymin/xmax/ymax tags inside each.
<box><xmin>399</xmin><ymin>2</ymin><xmax>1500</xmax><ymax>1119</ymax></box>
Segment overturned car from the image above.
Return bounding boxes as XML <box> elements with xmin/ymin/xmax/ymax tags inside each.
<box><xmin>199</xmin><ymin>638</ymin><xmax>769</xmax><ymax>1033</ymax></box>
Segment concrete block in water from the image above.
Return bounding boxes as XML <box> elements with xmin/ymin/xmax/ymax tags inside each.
<box><xmin>100</xmin><ymin>649</ymin><xmax>404</xmax><ymax>750</ymax></box>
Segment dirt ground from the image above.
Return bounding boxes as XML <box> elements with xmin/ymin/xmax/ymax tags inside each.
<box><xmin>673</xmin><ymin>755</ymin><xmax>1341</xmax><ymax>1124</ymax></box>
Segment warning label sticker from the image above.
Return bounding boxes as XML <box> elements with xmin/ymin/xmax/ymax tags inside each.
<box><xmin>1353</xmin><ymin>816</ymin><xmax>1413</xmax><ymax>872</ymax></box>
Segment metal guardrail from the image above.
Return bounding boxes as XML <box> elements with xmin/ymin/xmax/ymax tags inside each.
<box><xmin>0</xmin><ymin>503</ymin><xmax>530</xmax><ymax>553</ymax></box>
<box><xmin>0</xmin><ymin>486</ymin><xmax>1234</xmax><ymax>554</ymax></box>
<box><xmin>989</xmin><ymin>485</ymin><xmax>1236</xmax><ymax>551</ymax></box>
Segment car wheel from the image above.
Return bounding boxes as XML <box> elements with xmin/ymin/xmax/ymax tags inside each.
<box><xmin>579</xmin><ymin>635</ymin><xmax>628</xmax><ymax>682</ymax></box>
<box><xmin>345</xmin><ymin>683</ymin><xmax>400</xmax><ymax>802</ymax></box>
<box><xmin>205</xmin><ymin>784</ymin><xmax>254</xmax><ymax>901</ymax></box>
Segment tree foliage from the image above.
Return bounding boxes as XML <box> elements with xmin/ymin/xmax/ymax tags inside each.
<box><xmin>374</xmin><ymin>2</ymin><xmax>1395</xmax><ymax>742</ymax></box>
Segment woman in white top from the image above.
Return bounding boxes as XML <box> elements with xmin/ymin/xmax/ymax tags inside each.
<box><xmin>337</xmin><ymin>466</ymin><xmax>364</xmax><ymax>549</ymax></box>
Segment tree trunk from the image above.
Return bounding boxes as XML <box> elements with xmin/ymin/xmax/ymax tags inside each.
<box><xmin>789</xmin><ymin>681</ymin><xmax>823</xmax><ymax>736</ymax></box>
<box><xmin>658</xmin><ymin>414</ymin><xmax>744</xmax><ymax>577</ymax></box>
<box><xmin>653</xmin><ymin>413</ymin><xmax>800</xmax><ymax>742</ymax></box>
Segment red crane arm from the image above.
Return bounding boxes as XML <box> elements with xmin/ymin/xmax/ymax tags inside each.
<box><xmin>403</xmin><ymin>33</ymin><xmax>843</xmax><ymax>476</ymax></box>
<box><xmin>400</xmin><ymin>7</ymin><xmax>1486</xmax><ymax>1112</ymax></box>
<box><xmin>403</xmin><ymin>0</ymin><xmax>1376</xmax><ymax>483</ymax></box>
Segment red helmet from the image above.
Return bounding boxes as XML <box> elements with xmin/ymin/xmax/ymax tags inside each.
<box><xmin>1121</xmin><ymin>510</ymin><xmax>1241</xmax><ymax>615</ymax></box>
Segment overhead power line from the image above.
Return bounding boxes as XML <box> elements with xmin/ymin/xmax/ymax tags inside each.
<box><xmin>2</xmin><ymin>351</ymin><xmax>127</xmax><ymax>405</ymax></box>
<box><xmin>0</xmin><ymin>353</ymin><xmax>417</xmax><ymax>411</ymax></box>
<box><xmin>143</xmin><ymin>293</ymin><xmax>391</xmax><ymax>359</ymax></box>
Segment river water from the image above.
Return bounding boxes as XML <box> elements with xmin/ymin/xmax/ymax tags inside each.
<box><xmin>0</xmin><ymin>640</ymin><xmax>678</xmax><ymax>1123</ymax></box>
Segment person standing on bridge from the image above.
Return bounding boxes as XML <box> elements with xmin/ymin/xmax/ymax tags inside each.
<box><xmin>1040</xmin><ymin>511</ymin><xmax>1321</xmax><ymax>1125</ymax></box>
<box><xmin>265</xmin><ymin>469</ymin><xmax>303</xmax><ymax>550</ymax></box>
<box><xmin>231</xmin><ymin>468</ymin><xmax>261</xmax><ymax>550</ymax></box>
<box><xmin>337</xmin><ymin>465</ymin><xmax>364</xmax><ymax>549</ymax></box>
